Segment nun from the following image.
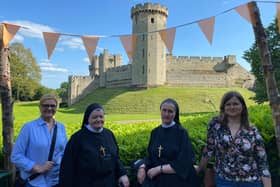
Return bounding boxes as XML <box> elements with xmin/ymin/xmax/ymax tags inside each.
<box><xmin>137</xmin><ymin>98</ymin><xmax>199</xmax><ymax>187</ymax></box>
<box><xmin>59</xmin><ymin>103</ymin><xmax>129</xmax><ymax>187</ymax></box>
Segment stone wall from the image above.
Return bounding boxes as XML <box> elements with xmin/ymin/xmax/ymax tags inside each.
<box><xmin>105</xmin><ymin>64</ymin><xmax>132</xmax><ymax>87</ymax></box>
<box><xmin>68</xmin><ymin>75</ymin><xmax>94</xmax><ymax>105</ymax></box>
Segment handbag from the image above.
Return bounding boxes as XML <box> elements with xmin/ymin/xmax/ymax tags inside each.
<box><xmin>14</xmin><ymin>125</ymin><xmax>58</xmax><ymax>187</ymax></box>
<box><xmin>203</xmin><ymin>168</ymin><xmax>216</xmax><ymax>187</ymax></box>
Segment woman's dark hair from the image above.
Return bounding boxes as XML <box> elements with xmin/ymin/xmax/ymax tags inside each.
<box><xmin>160</xmin><ymin>98</ymin><xmax>180</xmax><ymax>124</ymax></box>
<box><xmin>81</xmin><ymin>103</ymin><xmax>103</xmax><ymax>128</ymax></box>
<box><xmin>219</xmin><ymin>91</ymin><xmax>249</xmax><ymax>129</ymax></box>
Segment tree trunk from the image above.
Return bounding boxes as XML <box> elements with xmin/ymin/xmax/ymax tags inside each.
<box><xmin>250</xmin><ymin>2</ymin><xmax>280</xmax><ymax>157</ymax></box>
<box><xmin>0</xmin><ymin>24</ymin><xmax>14</xmax><ymax>171</ymax></box>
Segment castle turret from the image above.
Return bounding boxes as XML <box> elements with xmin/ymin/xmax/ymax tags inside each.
<box><xmin>131</xmin><ymin>3</ymin><xmax>168</xmax><ymax>87</ymax></box>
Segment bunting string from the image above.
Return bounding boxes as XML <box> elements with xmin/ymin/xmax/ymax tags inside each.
<box><xmin>1</xmin><ymin>0</ymin><xmax>280</xmax><ymax>61</ymax></box>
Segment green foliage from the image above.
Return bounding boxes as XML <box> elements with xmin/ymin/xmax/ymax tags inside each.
<box><xmin>56</xmin><ymin>82</ymin><xmax>68</xmax><ymax>103</ymax></box>
<box><xmin>10</xmin><ymin>43</ymin><xmax>42</xmax><ymax>101</ymax></box>
<box><xmin>1</xmin><ymin>101</ymin><xmax>279</xmax><ymax>176</ymax></box>
<box><xmin>243</xmin><ymin>18</ymin><xmax>280</xmax><ymax>103</ymax></box>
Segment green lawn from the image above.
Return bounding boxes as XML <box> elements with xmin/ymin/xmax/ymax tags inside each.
<box><xmin>1</xmin><ymin>87</ymin><xmax>256</xmax><ymax>140</ymax></box>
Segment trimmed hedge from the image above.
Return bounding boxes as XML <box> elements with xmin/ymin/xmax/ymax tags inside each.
<box><xmin>0</xmin><ymin>105</ymin><xmax>279</xmax><ymax>178</ymax></box>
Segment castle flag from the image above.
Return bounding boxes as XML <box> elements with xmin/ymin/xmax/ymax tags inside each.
<box><xmin>198</xmin><ymin>17</ymin><xmax>215</xmax><ymax>45</ymax></box>
<box><xmin>81</xmin><ymin>36</ymin><xmax>99</xmax><ymax>63</ymax></box>
<box><xmin>159</xmin><ymin>28</ymin><xmax>176</xmax><ymax>54</ymax></box>
<box><xmin>2</xmin><ymin>23</ymin><xmax>21</xmax><ymax>48</ymax></box>
<box><xmin>120</xmin><ymin>34</ymin><xmax>136</xmax><ymax>62</ymax></box>
<box><xmin>43</xmin><ymin>32</ymin><xmax>61</xmax><ymax>60</ymax></box>
<box><xmin>235</xmin><ymin>2</ymin><xmax>256</xmax><ymax>27</ymax></box>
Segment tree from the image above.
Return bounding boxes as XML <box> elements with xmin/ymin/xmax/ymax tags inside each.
<box><xmin>57</xmin><ymin>82</ymin><xmax>68</xmax><ymax>103</ymax></box>
<box><xmin>243</xmin><ymin>18</ymin><xmax>280</xmax><ymax>103</ymax></box>
<box><xmin>9</xmin><ymin>43</ymin><xmax>42</xmax><ymax>101</ymax></box>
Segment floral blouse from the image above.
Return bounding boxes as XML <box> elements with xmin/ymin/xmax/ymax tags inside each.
<box><xmin>203</xmin><ymin>117</ymin><xmax>271</xmax><ymax>182</ymax></box>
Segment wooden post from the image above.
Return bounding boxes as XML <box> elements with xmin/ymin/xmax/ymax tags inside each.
<box><xmin>0</xmin><ymin>24</ymin><xmax>14</xmax><ymax>171</ymax></box>
<box><xmin>251</xmin><ymin>2</ymin><xmax>280</xmax><ymax>157</ymax></box>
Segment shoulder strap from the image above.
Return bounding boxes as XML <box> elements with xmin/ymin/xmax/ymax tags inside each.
<box><xmin>48</xmin><ymin>124</ymin><xmax>57</xmax><ymax>161</ymax></box>
<box><xmin>27</xmin><ymin>124</ymin><xmax>58</xmax><ymax>181</ymax></box>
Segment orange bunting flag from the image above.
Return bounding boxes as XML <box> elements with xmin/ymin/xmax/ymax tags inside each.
<box><xmin>235</xmin><ymin>2</ymin><xmax>256</xmax><ymax>27</ymax></box>
<box><xmin>120</xmin><ymin>34</ymin><xmax>136</xmax><ymax>62</ymax></box>
<box><xmin>159</xmin><ymin>28</ymin><xmax>176</xmax><ymax>54</ymax></box>
<box><xmin>81</xmin><ymin>36</ymin><xmax>99</xmax><ymax>63</ymax></box>
<box><xmin>2</xmin><ymin>23</ymin><xmax>21</xmax><ymax>48</ymax></box>
<box><xmin>43</xmin><ymin>32</ymin><xmax>60</xmax><ymax>60</ymax></box>
<box><xmin>277</xmin><ymin>3</ymin><xmax>280</xmax><ymax>34</ymax></box>
<box><xmin>198</xmin><ymin>17</ymin><xmax>215</xmax><ymax>45</ymax></box>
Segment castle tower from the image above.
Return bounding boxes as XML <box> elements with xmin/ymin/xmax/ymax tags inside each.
<box><xmin>131</xmin><ymin>3</ymin><xmax>168</xmax><ymax>87</ymax></box>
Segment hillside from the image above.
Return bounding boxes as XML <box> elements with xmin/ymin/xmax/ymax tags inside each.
<box><xmin>66</xmin><ymin>87</ymin><xmax>256</xmax><ymax>114</ymax></box>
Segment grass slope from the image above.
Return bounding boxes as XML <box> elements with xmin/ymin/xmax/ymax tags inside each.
<box><xmin>66</xmin><ymin>87</ymin><xmax>256</xmax><ymax>114</ymax></box>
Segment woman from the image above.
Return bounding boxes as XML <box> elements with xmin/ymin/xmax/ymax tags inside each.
<box><xmin>197</xmin><ymin>91</ymin><xmax>271</xmax><ymax>187</ymax></box>
<box><xmin>11</xmin><ymin>94</ymin><xmax>68</xmax><ymax>187</ymax></box>
<box><xmin>59</xmin><ymin>103</ymin><xmax>129</xmax><ymax>187</ymax></box>
<box><xmin>137</xmin><ymin>98</ymin><xmax>199</xmax><ymax>187</ymax></box>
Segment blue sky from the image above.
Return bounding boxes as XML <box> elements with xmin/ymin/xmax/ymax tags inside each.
<box><xmin>1</xmin><ymin>0</ymin><xmax>278</xmax><ymax>88</ymax></box>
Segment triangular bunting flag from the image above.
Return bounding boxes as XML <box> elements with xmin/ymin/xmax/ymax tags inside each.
<box><xmin>277</xmin><ymin>3</ymin><xmax>280</xmax><ymax>34</ymax></box>
<box><xmin>235</xmin><ymin>2</ymin><xmax>256</xmax><ymax>27</ymax></box>
<box><xmin>2</xmin><ymin>23</ymin><xmax>21</xmax><ymax>48</ymax></box>
<box><xmin>81</xmin><ymin>36</ymin><xmax>99</xmax><ymax>63</ymax></box>
<box><xmin>43</xmin><ymin>32</ymin><xmax>60</xmax><ymax>60</ymax></box>
<box><xmin>120</xmin><ymin>34</ymin><xmax>136</xmax><ymax>62</ymax></box>
<box><xmin>198</xmin><ymin>17</ymin><xmax>215</xmax><ymax>45</ymax></box>
<box><xmin>159</xmin><ymin>28</ymin><xmax>176</xmax><ymax>54</ymax></box>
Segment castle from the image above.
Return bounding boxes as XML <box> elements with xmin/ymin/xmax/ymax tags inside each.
<box><xmin>68</xmin><ymin>3</ymin><xmax>255</xmax><ymax>105</ymax></box>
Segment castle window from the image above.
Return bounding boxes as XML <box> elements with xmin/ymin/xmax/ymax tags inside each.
<box><xmin>142</xmin><ymin>65</ymin><xmax>144</xmax><ymax>74</ymax></box>
<box><xmin>142</xmin><ymin>34</ymin><xmax>145</xmax><ymax>41</ymax></box>
<box><xmin>142</xmin><ymin>48</ymin><xmax>145</xmax><ymax>58</ymax></box>
<box><xmin>151</xmin><ymin>18</ymin><xmax>154</xmax><ymax>23</ymax></box>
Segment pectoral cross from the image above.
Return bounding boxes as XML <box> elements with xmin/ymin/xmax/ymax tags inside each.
<box><xmin>100</xmin><ymin>145</ymin><xmax>106</xmax><ymax>156</ymax></box>
<box><xmin>158</xmin><ymin>145</ymin><xmax>163</xmax><ymax>158</ymax></box>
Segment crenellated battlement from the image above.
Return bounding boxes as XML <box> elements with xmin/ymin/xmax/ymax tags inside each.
<box><xmin>107</xmin><ymin>64</ymin><xmax>131</xmax><ymax>72</ymax></box>
<box><xmin>166</xmin><ymin>55</ymin><xmax>235</xmax><ymax>64</ymax></box>
<box><xmin>131</xmin><ymin>3</ymin><xmax>168</xmax><ymax>18</ymax></box>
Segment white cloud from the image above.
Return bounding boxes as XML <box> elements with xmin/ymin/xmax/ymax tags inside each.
<box><xmin>3</xmin><ymin>20</ymin><xmax>105</xmax><ymax>52</ymax></box>
<box><xmin>39</xmin><ymin>61</ymin><xmax>68</xmax><ymax>73</ymax></box>
<box><xmin>11</xmin><ymin>34</ymin><xmax>24</xmax><ymax>43</ymax></box>
<box><xmin>55</xmin><ymin>47</ymin><xmax>64</xmax><ymax>52</ymax></box>
<box><xmin>60</xmin><ymin>37</ymin><xmax>84</xmax><ymax>50</ymax></box>
<box><xmin>3</xmin><ymin>20</ymin><xmax>57</xmax><ymax>39</ymax></box>
<box><xmin>83</xmin><ymin>57</ymin><xmax>90</xmax><ymax>63</ymax></box>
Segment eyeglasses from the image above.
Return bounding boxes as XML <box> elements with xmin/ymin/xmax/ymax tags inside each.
<box><xmin>41</xmin><ymin>104</ymin><xmax>57</xmax><ymax>108</ymax></box>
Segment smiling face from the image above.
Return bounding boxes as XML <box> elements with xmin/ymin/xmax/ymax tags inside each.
<box><xmin>88</xmin><ymin>109</ymin><xmax>105</xmax><ymax>130</ymax></box>
<box><xmin>224</xmin><ymin>96</ymin><xmax>243</xmax><ymax>118</ymax></box>
<box><xmin>160</xmin><ymin>103</ymin><xmax>176</xmax><ymax>125</ymax></box>
<box><xmin>40</xmin><ymin>99</ymin><xmax>57</xmax><ymax>120</ymax></box>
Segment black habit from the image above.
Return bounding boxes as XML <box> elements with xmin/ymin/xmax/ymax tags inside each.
<box><xmin>143</xmin><ymin>123</ymin><xmax>199</xmax><ymax>187</ymax></box>
<box><xmin>59</xmin><ymin>127</ymin><xmax>127</xmax><ymax>187</ymax></box>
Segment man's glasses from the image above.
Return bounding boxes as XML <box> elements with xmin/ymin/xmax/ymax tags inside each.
<box><xmin>41</xmin><ymin>104</ymin><xmax>57</xmax><ymax>108</ymax></box>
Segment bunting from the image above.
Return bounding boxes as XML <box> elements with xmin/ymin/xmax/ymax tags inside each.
<box><xmin>159</xmin><ymin>28</ymin><xmax>176</xmax><ymax>54</ymax></box>
<box><xmin>43</xmin><ymin>32</ymin><xmax>60</xmax><ymax>59</ymax></box>
<box><xmin>235</xmin><ymin>2</ymin><xmax>256</xmax><ymax>27</ymax></box>
<box><xmin>198</xmin><ymin>17</ymin><xmax>215</xmax><ymax>45</ymax></box>
<box><xmin>277</xmin><ymin>3</ymin><xmax>280</xmax><ymax>34</ymax></box>
<box><xmin>120</xmin><ymin>34</ymin><xmax>136</xmax><ymax>62</ymax></box>
<box><xmin>0</xmin><ymin>1</ymin><xmax>278</xmax><ymax>61</ymax></box>
<box><xmin>81</xmin><ymin>36</ymin><xmax>99</xmax><ymax>62</ymax></box>
<box><xmin>2</xmin><ymin>23</ymin><xmax>21</xmax><ymax>48</ymax></box>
